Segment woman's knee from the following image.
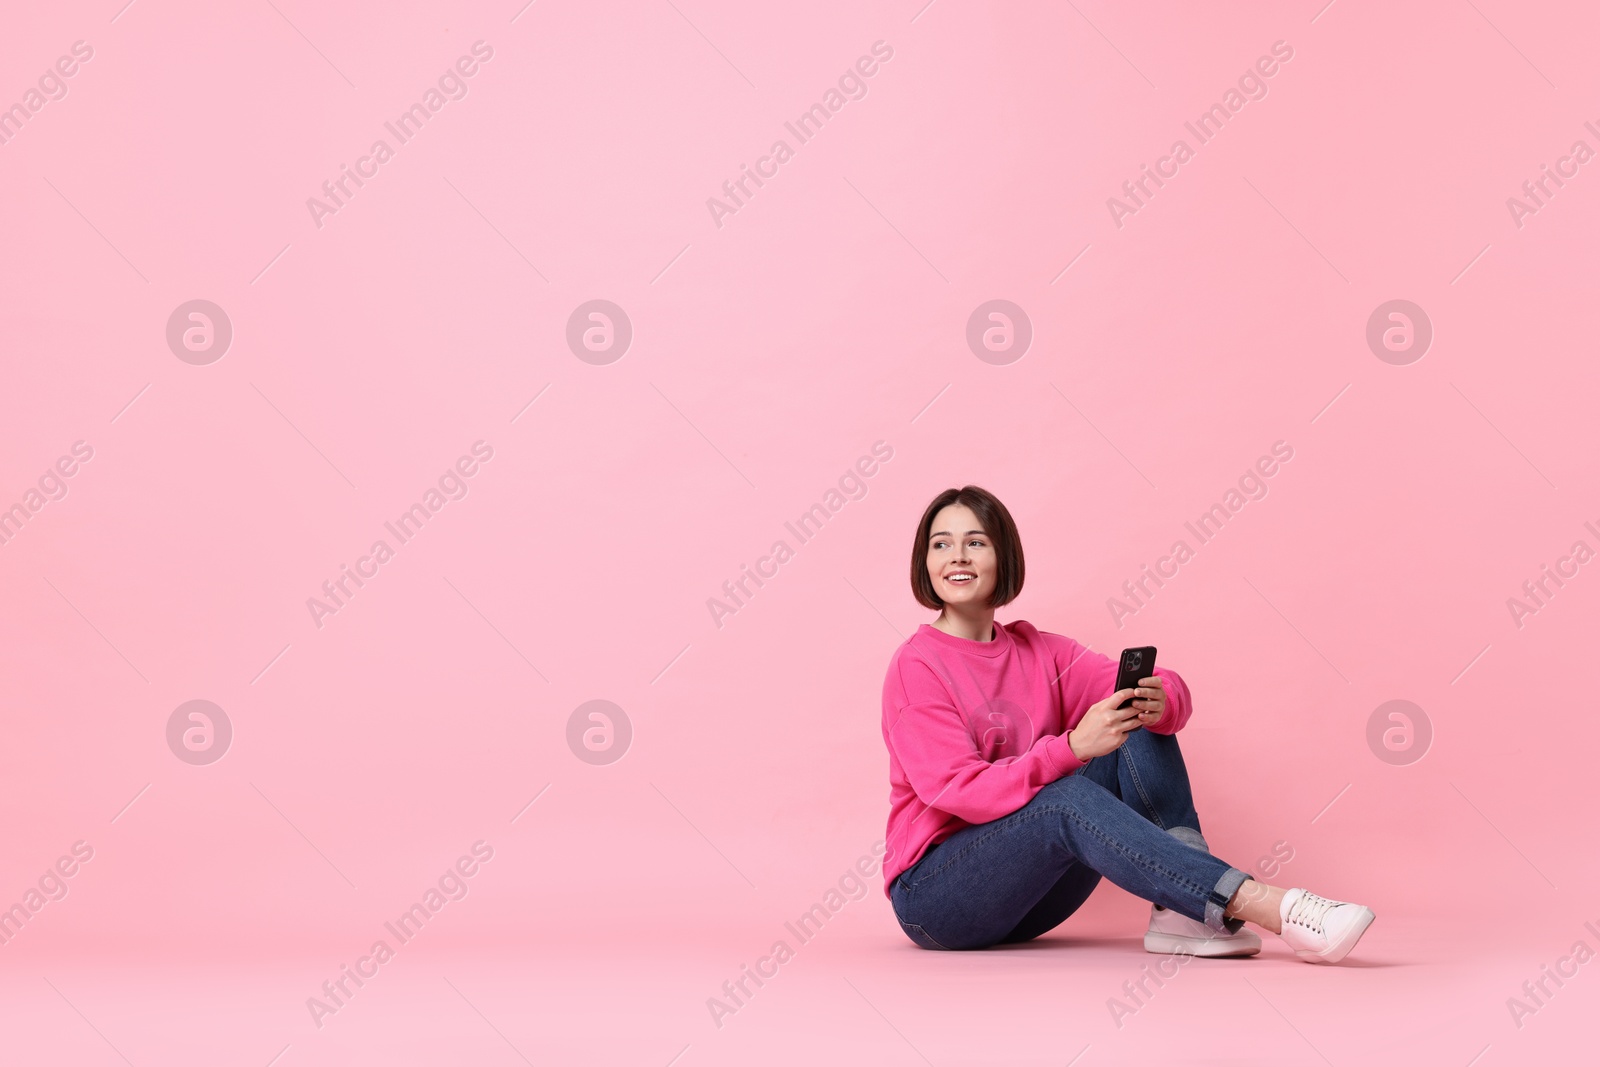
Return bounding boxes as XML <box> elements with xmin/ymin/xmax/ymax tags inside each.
<box><xmin>1031</xmin><ymin>773</ymin><xmax>1119</xmax><ymax>829</ymax></box>
<box><xmin>1043</xmin><ymin>768</ymin><xmax>1089</xmax><ymax>793</ymax></box>
<box><xmin>1039</xmin><ymin>769</ymin><xmax>1102</xmax><ymax>806</ymax></box>
<box><xmin>1117</xmin><ymin>726</ymin><xmax>1190</xmax><ymax>785</ymax></box>
<box><xmin>1122</xmin><ymin>724</ymin><xmax>1177</xmax><ymax>756</ymax></box>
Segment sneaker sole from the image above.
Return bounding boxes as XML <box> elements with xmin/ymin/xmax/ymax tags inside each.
<box><xmin>1144</xmin><ymin>931</ymin><xmax>1262</xmax><ymax>958</ymax></box>
<box><xmin>1293</xmin><ymin>907</ymin><xmax>1376</xmax><ymax>964</ymax></box>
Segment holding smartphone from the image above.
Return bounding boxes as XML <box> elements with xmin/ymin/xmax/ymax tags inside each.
<box><xmin>1067</xmin><ymin>645</ymin><xmax>1163</xmax><ymax>763</ymax></box>
<box><xmin>1113</xmin><ymin>646</ymin><xmax>1157</xmax><ymax>722</ymax></box>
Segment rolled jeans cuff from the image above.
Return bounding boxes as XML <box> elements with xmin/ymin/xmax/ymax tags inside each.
<box><xmin>1206</xmin><ymin>867</ymin><xmax>1252</xmax><ymax>934</ymax></box>
<box><xmin>1162</xmin><ymin>826</ymin><xmax>1247</xmax><ymax>932</ymax></box>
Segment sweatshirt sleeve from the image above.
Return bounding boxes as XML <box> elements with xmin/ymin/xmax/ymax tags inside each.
<box><xmin>1041</xmin><ymin>631</ymin><xmax>1194</xmax><ymax>736</ymax></box>
<box><xmin>883</xmin><ymin>654</ymin><xmax>1084</xmax><ymax>826</ymax></box>
<box><xmin>1145</xmin><ymin>664</ymin><xmax>1193</xmax><ymax>734</ymax></box>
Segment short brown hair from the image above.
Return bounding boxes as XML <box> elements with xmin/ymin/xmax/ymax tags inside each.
<box><xmin>909</xmin><ymin>485</ymin><xmax>1025</xmax><ymax>610</ymax></box>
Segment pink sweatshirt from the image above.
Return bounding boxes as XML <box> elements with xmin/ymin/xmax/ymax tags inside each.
<box><xmin>879</xmin><ymin>618</ymin><xmax>1193</xmax><ymax>898</ymax></box>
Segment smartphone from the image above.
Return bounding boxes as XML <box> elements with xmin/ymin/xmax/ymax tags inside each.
<box><xmin>1113</xmin><ymin>646</ymin><xmax>1157</xmax><ymax>711</ymax></box>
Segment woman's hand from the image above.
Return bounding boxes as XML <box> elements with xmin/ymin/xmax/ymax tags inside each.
<box><xmin>1066</xmin><ymin>689</ymin><xmax>1143</xmax><ymax>761</ymax></box>
<box><xmin>1131</xmin><ymin>675</ymin><xmax>1166</xmax><ymax>729</ymax></box>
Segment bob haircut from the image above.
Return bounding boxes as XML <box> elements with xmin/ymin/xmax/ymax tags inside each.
<box><xmin>909</xmin><ymin>485</ymin><xmax>1025</xmax><ymax>611</ymax></box>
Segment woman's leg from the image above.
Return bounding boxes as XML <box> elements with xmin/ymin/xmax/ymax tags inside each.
<box><xmin>1226</xmin><ymin>880</ymin><xmax>1287</xmax><ymax>933</ymax></box>
<box><xmin>996</xmin><ymin>860</ymin><xmax>1102</xmax><ymax>945</ymax></box>
<box><xmin>890</xmin><ymin>805</ymin><xmax>1098</xmax><ymax>951</ymax></box>
<box><xmin>999</xmin><ymin>727</ymin><xmax>1212</xmax><ymax>944</ymax></box>
<box><xmin>1109</xmin><ymin>730</ymin><xmax>1373</xmax><ymax>952</ymax></box>
<box><xmin>1109</xmin><ymin>726</ymin><xmax>1204</xmax><ymax>842</ymax></box>
<box><xmin>890</xmin><ymin>766</ymin><xmax>1252</xmax><ymax>950</ymax></box>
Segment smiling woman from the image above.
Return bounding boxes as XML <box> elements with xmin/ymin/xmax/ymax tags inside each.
<box><xmin>912</xmin><ymin>491</ymin><xmax>1023</xmax><ymax>640</ymax></box>
<box><xmin>878</xmin><ymin>484</ymin><xmax>1377</xmax><ymax>964</ymax></box>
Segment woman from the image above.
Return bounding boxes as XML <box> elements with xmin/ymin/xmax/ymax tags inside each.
<box><xmin>880</xmin><ymin>485</ymin><xmax>1375</xmax><ymax>962</ymax></box>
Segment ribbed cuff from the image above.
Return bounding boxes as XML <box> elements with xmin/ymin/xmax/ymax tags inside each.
<box><xmin>1045</xmin><ymin>732</ymin><xmax>1085</xmax><ymax>778</ymax></box>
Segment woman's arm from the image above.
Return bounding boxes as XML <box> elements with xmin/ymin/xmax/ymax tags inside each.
<box><xmin>884</xmin><ymin>657</ymin><xmax>1084</xmax><ymax>825</ymax></box>
<box><xmin>1041</xmin><ymin>630</ymin><xmax>1194</xmax><ymax>735</ymax></box>
<box><xmin>1142</xmin><ymin>666</ymin><xmax>1192</xmax><ymax>734</ymax></box>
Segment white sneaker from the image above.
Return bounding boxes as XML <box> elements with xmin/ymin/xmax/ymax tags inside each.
<box><xmin>1145</xmin><ymin>903</ymin><xmax>1262</xmax><ymax>957</ymax></box>
<box><xmin>1277</xmin><ymin>888</ymin><xmax>1375</xmax><ymax>963</ymax></box>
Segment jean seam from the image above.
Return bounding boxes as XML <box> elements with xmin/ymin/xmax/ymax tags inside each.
<box><xmin>1015</xmin><ymin>801</ymin><xmax>1210</xmax><ymax>902</ymax></box>
<box><xmin>1058</xmin><ymin>805</ymin><xmax>1209</xmax><ymax>898</ymax></box>
<box><xmin>892</xmin><ymin>890</ymin><xmax>951</xmax><ymax>949</ymax></box>
<box><xmin>900</xmin><ymin>919</ymin><xmax>952</xmax><ymax>950</ymax></box>
<box><xmin>909</xmin><ymin>822</ymin><xmax>1015</xmax><ymax>887</ymax></box>
<box><xmin>1119</xmin><ymin>740</ymin><xmax>1166</xmax><ymax>829</ymax></box>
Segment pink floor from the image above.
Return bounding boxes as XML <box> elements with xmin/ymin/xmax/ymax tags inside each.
<box><xmin>4</xmin><ymin>909</ymin><xmax>1591</xmax><ymax>1065</ymax></box>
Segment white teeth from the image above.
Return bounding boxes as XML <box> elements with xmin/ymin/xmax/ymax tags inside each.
<box><xmin>948</xmin><ymin>574</ymin><xmax>973</xmax><ymax>581</ymax></box>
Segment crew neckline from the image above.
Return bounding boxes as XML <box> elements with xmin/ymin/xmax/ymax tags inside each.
<box><xmin>916</xmin><ymin>619</ymin><xmax>1013</xmax><ymax>658</ymax></box>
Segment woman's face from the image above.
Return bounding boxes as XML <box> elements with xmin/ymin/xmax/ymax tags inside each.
<box><xmin>926</xmin><ymin>503</ymin><xmax>995</xmax><ymax>606</ymax></box>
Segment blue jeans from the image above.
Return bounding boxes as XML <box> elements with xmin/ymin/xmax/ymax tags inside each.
<box><xmin>890</xmin><ymin>727</ymin><xmax>1252</xmax><ymax>950</ymax></box>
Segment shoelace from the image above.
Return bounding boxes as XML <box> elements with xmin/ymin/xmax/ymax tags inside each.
<box><xmin>1285</xmin><ymin>890</ymin><xmax>1338</xmax><ymax>932</ymax></box>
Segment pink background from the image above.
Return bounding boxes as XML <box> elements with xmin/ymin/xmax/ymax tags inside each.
<box><xmin>3</xmin><ymin>0</ymin><xmax>1598</xmax><ymax>1063</ymax></box>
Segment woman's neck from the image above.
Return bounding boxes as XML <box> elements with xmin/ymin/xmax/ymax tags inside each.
<box><xmin>933</xmin><ymin>609</ymin><xmax>995</xmax><ymax>642</ymax></box>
